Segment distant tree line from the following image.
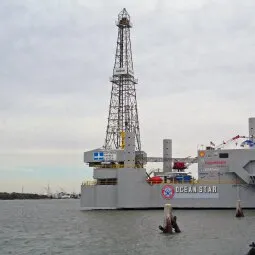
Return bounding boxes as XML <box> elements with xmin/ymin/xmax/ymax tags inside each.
<box><xmin>0</xmin><ymin>192</ymin><xmax>52</xmax><ymax>200</ymax></box>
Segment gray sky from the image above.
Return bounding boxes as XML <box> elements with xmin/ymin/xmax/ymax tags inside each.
<box><xmin>1</xmin><ymin>0</ymin><xmax>255</xmax><ymax>193</ymax></box>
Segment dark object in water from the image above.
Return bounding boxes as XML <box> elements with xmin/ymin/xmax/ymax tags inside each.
<box><xmin>159</xmin><ymin>215</ymin><xmax>181</xmax><ymax>233</ymax></box>
<box><xmin>159</xmin><ymin>204</ymin><xmax>181</xmax><ymax>234</ymax></box>
<box><xmin>236</xmin><ymin>210</ymin><xmax>244</xmax><ymax>217</ymax></box>
<box><xmin>236</xmin><ymin>200</ymin><xmax>244</xmax><ymax>217</ymax></box>
<box><xmin>159</xmin><ymin>217</ymin><xmax>172</xmax><ymax>233</ymax></box>
<box><xmin>247</xmin><ymin>242</ymin><xmax>255</xmax><ymax>255</ymax></box>
<box><xmin>159</xmin><ymin>225</ymin><xmax>165</xmax><ymax>232</ymax></box>
<box><xmin>172</xmin><ymin>216</ymin><xmax>181</xmax><ymax>233</ymax></box>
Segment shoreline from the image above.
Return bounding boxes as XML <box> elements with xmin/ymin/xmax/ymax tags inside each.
<box><xmin>0</xmin><ymin>192</ymin><xmax>53</xmax><ymax>200</ymax></box>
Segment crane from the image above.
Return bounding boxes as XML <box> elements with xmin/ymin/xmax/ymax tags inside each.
<box><xmin>215</xmin><ymin>135</ymin><xmax>247</xmax><ymax>149</ymax></box>
<box><xmin>145</xmin><ymin>155</ymin><xmax>197</xmax><ymax>185</ymax></box>
<box><xmin>144</xmin><ymin>156</ymin><xmax>197</xmax><ymax>164</ymax></box>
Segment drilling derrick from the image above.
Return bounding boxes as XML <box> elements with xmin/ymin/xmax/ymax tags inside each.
<box><xmin>105</xmin><ymin>8</ymin><xmax>141</xmax><ymax>151</ymax></box>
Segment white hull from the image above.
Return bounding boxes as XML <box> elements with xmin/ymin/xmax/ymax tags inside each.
<box><xmin>80</xmin><ymin>167</ymin><xmax>255</xmax><ymax>210</ymax></box>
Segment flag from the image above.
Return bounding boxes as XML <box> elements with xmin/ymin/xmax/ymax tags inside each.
<box><xmin>210</xmin><ymin>141</ymin><xmax>215</xmax><ymax>147</ymax></box>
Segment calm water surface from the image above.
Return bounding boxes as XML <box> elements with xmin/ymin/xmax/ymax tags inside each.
<box><xmin>0</xmin><ymin>200</ymin><xmax>255</xmax><ymax>255</ymax></box>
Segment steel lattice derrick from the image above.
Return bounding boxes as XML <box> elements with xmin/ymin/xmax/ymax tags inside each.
<box><xmin>104</xmin><ymin>8</ymin><xmax>141</xmax><ymax>151</ymax></box>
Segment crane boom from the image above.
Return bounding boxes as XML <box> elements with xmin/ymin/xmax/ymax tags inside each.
<box><xmin>143</xmin><ymin>157</ymin><xmax>198</xmax><ymax>164</ymax></box>
<box><xmin>215</xmin><ymin>135</ymin><xmax>247</xmax><ymax>149</ymax></box>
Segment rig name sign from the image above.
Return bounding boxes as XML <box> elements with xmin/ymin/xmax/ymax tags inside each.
<box><xmin>175</xmin><ymin>185</ymin><xmax>217</xmax><ymax>193</ymax></box>
<box><xmin>161</xmin><ymin>185</ymin><xmax>219</xmax><ymax>199</ymax></box>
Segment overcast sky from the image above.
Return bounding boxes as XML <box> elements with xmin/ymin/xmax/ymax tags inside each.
<box><xmin>1</xmin><ymin>0</ymin><xmax>255</xmax><ymax>193</ymax></box>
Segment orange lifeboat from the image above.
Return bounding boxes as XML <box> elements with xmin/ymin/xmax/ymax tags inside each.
<box><xmin>146</xmin><ymin>176</ymin><xmax>163</xmax><ymax>184</ymax></box>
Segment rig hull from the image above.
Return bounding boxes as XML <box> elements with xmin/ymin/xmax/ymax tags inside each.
<box><xmin>80</xmin><ymin>168</ymin><xmax>255</xmax><ymax>210</ymax></box>
<box><xmin>81</xmin><ymin>145</ymin><xmax>255</xmax><ymax>210</ymax></box>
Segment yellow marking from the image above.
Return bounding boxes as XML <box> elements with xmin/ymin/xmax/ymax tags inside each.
<box><xmin>121</xmin><ymin>131</ymin><xmax>125</xmax><ymax>149</ymax></box>
<box><xmin>199</xmin><ymin>151</ymin><xmax>205</xmax><ymax>157</ymax></box>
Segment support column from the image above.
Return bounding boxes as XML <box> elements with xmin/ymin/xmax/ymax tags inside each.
<box><xmin>249</xmin><ymin>118</ymin><xmax>255</xmax><ymax>142</ymax></box>
<box><xmin>124</xmin><ymin>132</ymin><xmax>135</xmax><ymax>168</ymax></box>
<box><xmin>163</xmin><ymin>139</ymin><xmax>172</xmax><ymax>173</ymax></box>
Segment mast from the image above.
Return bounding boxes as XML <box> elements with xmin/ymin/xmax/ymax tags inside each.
<box><xmin>104</xmin><ymin>8</ymin><xmax>141</xmax><ymax>151</ymax></box>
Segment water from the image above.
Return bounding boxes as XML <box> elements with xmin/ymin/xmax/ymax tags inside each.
<box><xmin>0</xmin><ymin>200</ymin><xmax>255</xmax><ymax>255</ymax></box>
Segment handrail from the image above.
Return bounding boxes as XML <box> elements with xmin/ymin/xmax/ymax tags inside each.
<box><xmin>94</xmin><ymin>164</ymin><xmax>143</xmax><ymax>169</ymax></box>
<box><xmin>82</xmin><ymin>180</ymin><xmax>97</xmax><ymax>186</ymax></box>
<box><xmin>148</xmin><ymin>180</ymin><xmax>243</xmax><ymax>185</ymax></box>
<box><xmin>82</xmin><ymin>179</ymin><xmax>244</xmax><ymax>186</ymax></box>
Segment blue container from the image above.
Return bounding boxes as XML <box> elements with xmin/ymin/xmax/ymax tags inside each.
<box><xmin>175</xmin><ymin>175</ymin><xmax>192</xmax><ymax>182</ymax></box>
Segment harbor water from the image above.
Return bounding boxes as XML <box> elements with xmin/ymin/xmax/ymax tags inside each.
<box><xmin>0</xmin><ymin>199</ymin><xmax>255</xmax><ymax>255</ymax></box>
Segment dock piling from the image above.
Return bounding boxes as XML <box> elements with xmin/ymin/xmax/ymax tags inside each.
<box><xmin>235</xmin><ymin>200</ymin><xmax>244</xmax><ymax>217</ymax></box>
<box><xmin>159</xmin><ymin>204</ymin><xmax>181</xmax><ymax>233</ymax></box>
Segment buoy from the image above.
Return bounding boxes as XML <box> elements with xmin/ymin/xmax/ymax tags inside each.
<box><xmin>159</xmin><ymin>204</ymin><xmax>181</xmax><ymax>233</ymax></box>
<box><xmin>247</xmin><ymin>242</ymin><xmax>255</xmax><ymax>255</ymax></box>
<box><xmin>235</xmin><ymin>200</ymin><xmax>244</xmax><ymax>217</ymax></box>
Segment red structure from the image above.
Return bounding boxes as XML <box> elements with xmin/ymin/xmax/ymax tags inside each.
<box><xmin>173</xmin><ymin>162</ymin><xmax>187</xmax><ymax>170</ymax></box>
<box><xmin>146</xmin><ymin>176</ymin><xmax>163</xmax><ymax>184</ymax></box>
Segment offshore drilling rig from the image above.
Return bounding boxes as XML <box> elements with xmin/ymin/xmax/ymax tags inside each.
<box><xmin>83</xmin><ymin>8</ymin><xmax>148</xmax><ymax>173</ymax></box>
<box><xmin>104</xmin><ymin>8</ymin><xmax>141</xmax><ymax>152</ymax></box>
<box><xmin>83</xmin><ymin>8</ymin><xmax>195</xmax><ymax>186</ymax></box>
<box><xmin>81</xmin><ymin>9</ymin><xmax>255</xmax><ymax>210</ymax></box>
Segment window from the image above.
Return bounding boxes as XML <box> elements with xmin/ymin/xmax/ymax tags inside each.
<box><xmin>219</xmin><ymin>153</ymin><xmax>228</xmax><ymax>158</ymax></box>
<box><xmin>94</xmin><ymin>152</ymin><xmax>104</xmax><ymax>160</ymax></box>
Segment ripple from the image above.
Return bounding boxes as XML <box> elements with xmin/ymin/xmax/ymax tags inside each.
<box><xmin>0</xmin><ymin>200</ymin><xmax>255</xmax><ymax>255</ymax></box>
